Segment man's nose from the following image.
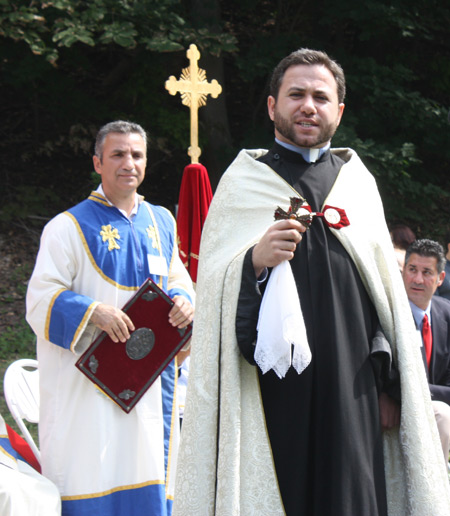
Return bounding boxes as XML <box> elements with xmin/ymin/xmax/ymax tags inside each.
<box><xmin>414</xmin><ymin>272</ymin><xmax>424</xmax><ymax>283</ymax></box>
<box><xmin>123</xmin><ymin>153</ymin><xmax>135</xmax><ymax>170</ymax></box>
<box><xmin>300</xmin><ymin>95</ymin><xmax>317</xmax><ymax>115</ymax></box>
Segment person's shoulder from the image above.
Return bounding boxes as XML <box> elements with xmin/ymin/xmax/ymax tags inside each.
<box><xmin>38</xmin><ymin>208</ymin><xmax>79</xmax><ymax>244</ymax></box>
<box><xmin>253</xmin><ymin>147</ymin><xmax>271</xmax><ymax>164</ymax></box>
<box><xmin>141</xmin><ymin>200</ymin><xmax>175</xmax><ymax>223</ymax></box>
<box><xmin>331</xmin><ymin>147</ymin><xmax>360</xmax><ymax>165</ymax></box>
<box><xmin>331</xmin><ymin>147</ymin><xmax>377</xmax><ymax>183</ymax></box>
<box><xmin>51</xmin><ymin>193</ymin><xmax>109</xmax><ymax>231</ymax></box>
<box><xmin>220</xmin><ymin>148</ymin><xmax>269</xmax><ymax>182</ymax></box>
<box><xmin>432</xmin><ymin>294</ymin><xmax>450</xmax><ymax>316</ymax></box>
<box><xmin>141</xmin><ymin>200</ymin><xmax>170</xmax><ymax>213</ymax></box>
<box><xmin>229</xmin><ymin>148</ymin><xmax>268</xmax><ymax>165</ymax></box>
<box><xmin>328</xmin><ymin>150</ymin><xmax>346</xmax><ymax>167</ymax></box>
<box><xmin>47</xmin><ymin>204</ymin><xmax>81</xmax><ymax>226</ymax></box>
<box><xmin>65</xmin><ymin>193</ymin><xmax>98</xmax><ymax>216</ymax></box>
<box><xmin>242</xmin><ymin>148</ymin><xmax>268</xmax><ymax>159</ymax></box>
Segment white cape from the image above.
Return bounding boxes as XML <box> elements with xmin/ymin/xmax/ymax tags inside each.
<box><xmin>174</xmin><ymin>148</ymin><xmax>450</xmax><ymax>516</ymax></box>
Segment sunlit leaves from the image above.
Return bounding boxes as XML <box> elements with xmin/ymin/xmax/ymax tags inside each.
<box><xmin>0</xmin><ymin>0</ymin><xmax>236</xmax><ymax>61</ymax></box>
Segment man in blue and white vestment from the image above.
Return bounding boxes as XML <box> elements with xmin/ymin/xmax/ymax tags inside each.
<box><xmin>26</xmin><ymin>120</ymin><xmax>195</xmax><ymax>516</ymax></box>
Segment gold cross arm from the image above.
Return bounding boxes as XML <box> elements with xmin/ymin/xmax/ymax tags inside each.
<box><xmin>165</xmin><ymin>44</ymin><xmax>222</xmax><ymax>163</ymax></box>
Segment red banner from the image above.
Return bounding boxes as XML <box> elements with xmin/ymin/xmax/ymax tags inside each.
<box><xmin>177</xmin><ymin>163</ymin><xmax>213</xmax><ymax>283</ymax></box>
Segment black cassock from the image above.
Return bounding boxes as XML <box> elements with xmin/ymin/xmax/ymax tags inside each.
<box><xmin>236</xmin><ymin>143</ymin><xmax>397</xmax><ymax>516</ymax></box>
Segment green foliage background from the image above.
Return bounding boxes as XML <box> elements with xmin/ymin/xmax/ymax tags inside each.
<box><xmin>1</xmin><ymin>0</ymin><xmax>450</xmax><ymax>242</ymax></box>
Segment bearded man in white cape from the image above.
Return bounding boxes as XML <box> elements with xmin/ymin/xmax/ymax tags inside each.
<box><xmin>173</xmin><ymin>49</ymin><xmax>450</xmax><ymax>515</ymax></box>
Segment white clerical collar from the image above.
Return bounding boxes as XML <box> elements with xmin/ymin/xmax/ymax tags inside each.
<box><xmin>408</xmin><ymin>299</ymin><xmax>432</xmax><ymax>329</ymax></box>
<box><xmin>96</xmin><ymin>184</ymin><xmax>139</xmax><ymax>219</ymax></box>
<box><xmin>275</xmin><ymin>138</ymin><xmax>331</xmax><ymax>163</ymax></box>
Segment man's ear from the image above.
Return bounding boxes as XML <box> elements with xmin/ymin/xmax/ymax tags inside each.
<box><xmin>267</xmin><ymin>96</ymin><xmax>276</xmax><ymax>122</ymax></box>
<box><xmin>437</xmin><ymin>270</ymin><xmax>445</xmax><ymax>287</ymax></box>
<box><xmin>93</xmin><ymin>155</ymin><xmax>102</xmax><ymax>175</ymax></box>
<box><xmin>336</xmin><ymin>103</ymin><xmax>345</xmax><ymax>127</ymax></box>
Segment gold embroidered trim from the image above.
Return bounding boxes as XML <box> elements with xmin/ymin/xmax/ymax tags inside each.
<box><xmin>0</xmin><ymin>444</ymin><xmax>17</xmax><ymax>463</ymax></box>
<box><xmin>61</xmin><ymin>479</ymin><xmax>165</xmax><ymax>501</ymax></box>
<box><xmin>88</xmin><ymin>191</ymin><xmax>111</xmax><ymax>207</ymax></box>
<box><xmin>165</xmin><ymin>357</ymin><xmax>178</xmax><ymax>497</ymax></box>
<box><xmin>167</xmin><ymin>211</ymin><xmax>178</xmax><ymax>279</ymax></box>
<box><xmin>63</xmin><ymin>212</ymin><xmax>136</xmax><ymax>291</ymax></box>
<box><xmin>69</xmin><ymin>302</ymin><xmax>99</xmax><ymax>353</ymax></box>
<box><xmin>144</xmin><ymin>204</ymin><xmax>164</xmax><ymax>289</ymax></box>
<box><xmin>45</xmin><ymin>288</ymin><xmax>66</xmax><ymax>341</ymax></box>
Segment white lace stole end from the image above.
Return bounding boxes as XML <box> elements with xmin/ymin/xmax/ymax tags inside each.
<box><xmin>255</xmin><ymin>260</ymin><xmax>311</xmax><ymax>378</ymax></box>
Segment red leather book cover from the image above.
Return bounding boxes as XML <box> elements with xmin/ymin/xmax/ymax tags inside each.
<box><xmin>75</xmin><ymin>278</ymin><xmax>192</xmax><ymax>413</ymax></box>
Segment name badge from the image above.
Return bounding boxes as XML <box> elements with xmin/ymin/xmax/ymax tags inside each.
<box><xmin>148</xmin><ymin>254</ymin><xmax>168</xmax><ymax>276</ymax></box>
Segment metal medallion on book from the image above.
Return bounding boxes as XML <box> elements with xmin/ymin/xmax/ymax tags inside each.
<box><xmin>75</xmin><ymin>278</ymin><xmax>193</xmax><ymax>413</ymax></box>
<box><xmin>126</xmin><ymin>328</ymin><xmax>155</xmax><ymax>360</ymax></box>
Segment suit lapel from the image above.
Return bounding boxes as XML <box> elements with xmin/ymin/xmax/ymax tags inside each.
<box><xmin>430</xmin><ymin>300</ymin><xmax>447</xmax><ymax>380</ymax></box>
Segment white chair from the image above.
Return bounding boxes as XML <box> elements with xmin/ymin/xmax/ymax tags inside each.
<box><xmin>3</xmin><ymin>358</ymin><xmax>40</xmax><ymax>464</ymax></box>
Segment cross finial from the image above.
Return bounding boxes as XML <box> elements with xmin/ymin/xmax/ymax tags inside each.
<box><xmin>165</xmin><ymin>44</ymin><xmax>222</xmax><ymax>163</ymax></box>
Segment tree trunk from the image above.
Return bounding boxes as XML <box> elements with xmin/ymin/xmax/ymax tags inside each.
<box><xmin>188</xmin><ymin>0</ymin><xmax>233</xmax><ymax>190</ymax></box>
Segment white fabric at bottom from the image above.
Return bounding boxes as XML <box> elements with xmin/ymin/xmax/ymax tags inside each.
<box><xmin>0</xmin><ymin>461</ymin><xmax>61</xmax><ymax>516</ymax></box>
<box><xmin>255</xmin><ymin>260</ymin><xmax>311</xmax><ymax>378</ymax></box>
<box><xmin>1</xmin><ymin>414</ymin><xmax>61</xmax><ymax>516</ymax></box>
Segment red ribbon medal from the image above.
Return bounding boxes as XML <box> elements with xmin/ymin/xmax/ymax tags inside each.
<box><xmin>274</xmin><ymin>197</ymin><xmax>350</xmax><ymax>230</ymax></box>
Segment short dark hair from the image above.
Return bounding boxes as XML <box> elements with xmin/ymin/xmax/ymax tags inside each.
<box><xmin>405</xmin><ymin>239</ymin><xmax>446</xmax><ymax>274</ymax></box>
<box><xmin>269</xmin><ymin>48</ymin><xmax>346</xmax><ymax>103</ymax></box>
<box><xmin>95</xmin><ymin>120</ymin><xmax>147</xmax><ymax>160</ymax></box>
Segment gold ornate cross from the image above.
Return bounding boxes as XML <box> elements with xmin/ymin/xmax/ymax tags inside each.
<box><xmin>165</xmin><ymin>44</ymin><xmax>222</xmax><ymax>164</ymax></box>
<box><xmin>146</xmin><ymin>225</ymin><xmax>160</xmax><ymax>250</ymax></box>
<box><xmin>100</xmin><ymin>225</ymin><xmax>120</xmax><ymax>251</ymax></box>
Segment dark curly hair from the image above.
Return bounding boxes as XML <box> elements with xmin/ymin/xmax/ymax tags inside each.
<box><xmin>405</xmin><ymin>239</ymin><xmax>446</xmax><ymax>274</ymax></box>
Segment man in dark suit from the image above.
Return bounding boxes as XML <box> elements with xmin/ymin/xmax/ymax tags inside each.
<box><xmin>403</xmin><ymin>238</ymin><xmax>450</xmax><ymax>463</ymax></box>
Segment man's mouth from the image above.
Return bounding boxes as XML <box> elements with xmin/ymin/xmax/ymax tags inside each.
<box><xmin>297</xmin><ymin>121</ymin><xmax>316</xmax><ymax>128</ymax></box>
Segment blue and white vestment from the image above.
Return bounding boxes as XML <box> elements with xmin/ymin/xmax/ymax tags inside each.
<box><xmin>27</xmin><ymin>191</ymin><xmax>195</xmax><ymax>516</ymax></box>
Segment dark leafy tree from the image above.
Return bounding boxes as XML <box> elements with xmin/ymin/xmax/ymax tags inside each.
<box><xmin>0</xmin><ymin>0</ymin><xmax>236</xmax><ymax>229</ymax></box>
<box><xmin>1</xmin><ymin>0</ymin><xmax>449</xmax><ymax>243</ymax></box>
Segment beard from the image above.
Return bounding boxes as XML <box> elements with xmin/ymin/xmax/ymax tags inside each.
<box><xmin>273</xmin><ymin>109</ymin><xmax>339</xmax><ymax>149</ymax></box>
